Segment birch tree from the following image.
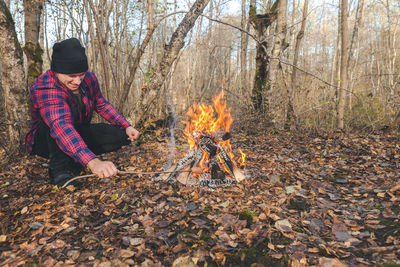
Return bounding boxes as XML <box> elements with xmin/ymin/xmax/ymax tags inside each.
<box><xmin>337</xmin><ymin>0</ymin><xmax>349</xmax><ymax>130</ymax></box>
<box><xmin>23</xmin><ymin>0</ymin><xmax>44</xmax><ymax>87</ymax></box>
<box><xmin>268</xmin><ymin>0</ymin><xmax>287</xmax><ymax>88</ymax></box>
<box><xmin>240</xmin><ymin>0</ymin><xmax>249</xmax><ymax>93</ymax></box>
<box><xmin>249</xmin><ymin>0</ymin><xmax>279</xmax><ymax>112</ymax></box>
<box><xmin>347</xmin><ymin>0</ymin><xmax>366</xmax><ymax>109</ymax></box>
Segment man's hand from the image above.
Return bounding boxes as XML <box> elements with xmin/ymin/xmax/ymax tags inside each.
<box><xmin>126</xmin><ymin>126</ymin><xmax>139</xmax><ymax>141</ymax></box>
<box><xmin>87</xmin><ymin>158</ymin><xmax>118</xmax><ymax>178</ymax></box>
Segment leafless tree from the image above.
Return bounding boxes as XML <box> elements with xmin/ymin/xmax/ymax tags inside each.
<box><xmin>346</xmin><ymin>0</ymin><xmax>366</xmax><ymax>109</ymax></box>
<box><xmin>23</xmin><ymin>0</ymin><xmax>44</xmax><ymax>88</ymax></box>
<box><xmin>137</xmin><ymin>0</ymin><xmax>210</xmax><ymax>125</ymax></box>
<box><xmin>269</xmin><ymin>0</ymin><xmax>287</xmax><ymax>87</ymax></box>
<box><xmin>337</xmin><ymin>0</ymin><xmax>349</xmax><ymax>130</ymax></box>
<box><xmin>240</xmin><ymin>0</ymin><xmax>249</xmax><ymax>93</ymax></box>
<box><xmin>285</xmin><ymin>0</ymin><xmax>308</xmax><ymax>130</ymax></box>
<box><xmin>118</xmin><ymin>0</ymin><xmax>155</xmax><ymax>112</ymax></box>
<box><xmin>249</xmin><ymin>0</ymin><xmax>279</xmax><ymax>112</ymax></box>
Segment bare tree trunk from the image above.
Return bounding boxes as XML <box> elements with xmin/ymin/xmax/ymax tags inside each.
<box><xmin>337</xmin><ymin>0</ymin><xmax>349</xmax><ymax>130</ymax></box>
<box><xmin>119</xmin><ymin>0</ymin><xmax>155</xmax><ymax>112</ymax></box>
<box><xmin>137</xmin><ymin>0</ymin><xmax>210</xmax><ymax>125</ymax></box>
<box><xmin>290</xmin><ymin>0</ymin><xmax>308</xmax><ymax>95</ymax></box>
<box><xmin>268</xmin><ymin>0</ymin><xmax>287</xmax><ymax>87</ymax></box>
<box><xmin>43</xmin><ymin>1</ymin><xmax>50</xmax><ymax>64</ymax></box>
<box><xmin>330</xmin><ymin>5</ymin><xmax>340</xmax><ymax>108</ymax></box>
<box><xmin>249</xmin><ymin>0</ymin><xmax>279</xmax><ymax>113</ymax></box>
<box><xmin>83</xmin><ymin>1</ymin><xmax>97</xmax><ymax>75</ymax></box>
<box><xmin>347</xmin><ymin>0</ymin><xmax>365</xmax><ymax>69</ymax></box>
<box><xmin>332</xmin><ymin>2</ymin><xmax>341</xmax><ymax>116</ymax></box>
<box><xmin>346</xmin><ymin>0</ymin><xmax>366</xmax><ymax>109</ymax></box>
<box><xmin>384</xmin><ymin>0</ymin><xmax>397</xmax><ymax>98</ymax></box>
<box><xmin>240</xmin><ymin>0</ymin><xmax>249</xmax><ymax>93</ymax></box>
<box><xmin>23</xmin><ymin>0</ymin><xmax>44</xmax><ymax>88</ymax></box>
<box><xmin>0</xmin><ymin>0</ymin><xmax>28</xmax><ymax>152</ymax></box>
<box><xmin>285</xmin><ymin>0</ymin><xmax>308</xmax><ymax>130</ymax></box>
<box><xmin>87</xmin><ymin>0</ymin><xmax>113</xmax><ymax>100</ymax></box>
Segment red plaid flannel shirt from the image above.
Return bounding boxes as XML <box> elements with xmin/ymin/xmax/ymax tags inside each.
<box><xmin>26</xmin><ymin>70</ymin><xmax>131</xmax><ymax>166</ymax></box>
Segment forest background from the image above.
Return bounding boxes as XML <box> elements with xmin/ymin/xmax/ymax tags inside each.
<box><xmin>1</xmin><ymin>0</ymin><xmax>400</xmax><ymax>153</ymax></box>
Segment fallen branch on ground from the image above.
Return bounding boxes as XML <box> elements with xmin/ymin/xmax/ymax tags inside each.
<box><xmin>61</xmin><ymin>169</ymin><xmax>191</xmax><ymax>188</ymax></box>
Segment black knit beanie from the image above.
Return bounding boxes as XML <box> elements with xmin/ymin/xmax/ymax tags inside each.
<box><xmin>51</xmin><ymin>38</ymin><xmax>88</xmax><ymax>74</ymax></box>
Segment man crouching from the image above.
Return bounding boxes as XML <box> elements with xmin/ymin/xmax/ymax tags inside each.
<box><xmin>26</xmin><ymin>38</ymin><xmax>139</xmax><ymax>186</ymax></box>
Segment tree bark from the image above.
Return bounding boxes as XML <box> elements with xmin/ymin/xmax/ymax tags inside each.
<box><xmin>290</xmin><ymin>0</ymin><xmax>308</xmax><ymax>92</ymax></box>
<box><xmin>249</xmin><ymin>0</ymin><xmax>279</xmax><ymax>113</ymax></box>
<box><xmin>268</xmin><ymin>0</ymin><xmax>287</xmax><ymax>87</ymax></box>
<box><xmin>331</xmin><ymin>3</ymin><xmax>341</xmax><ymax>109</ymax></box>
<box><xmin>347</xmin><ymin>0</ymin><xmax>365</xmax><ymax>70</ymax></box>
<box><xmin>383</xmin><ymin>0</ymin><xmax>397</xmax><ymax>97</ymax></box>
<box><xmin>346</xmin><ymin>0</ymin><xmax>366</xmax><ymax>109</ymax></box>
<box><xmin>137</xmin><ymin>0</ymin><xmax>210</xmax><ymax>125</ymax></box>
<box><xmin>23</xmin><ymin>0</ymin><xmax>44</xmax><ymax>88</ymax></box>
<box><xmin>240</xmin><ymin>0</ymin><xmax>249</xmax><ymax>93</ymax></box>
<box><xmin>0</xmin><ymin>0</ymin><xmax>28</xmax><ymax>152</ymax></box>
<box><xmin>337</xmin><ymin>0</ymin><xmax>349</xmax><ymax>130</ymax></box>
<box><xmin>83</xmin><ymin>1</ymin><xmax>97</xmax><ymax>75</ymax></box>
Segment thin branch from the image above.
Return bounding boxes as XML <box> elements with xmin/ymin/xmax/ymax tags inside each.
<box><xmin>200</xmin><ymin>14</ymin><xmax>260</xmax><ymax>45</ymax></box>
<box><xmin>61</xmin><ymin>169</ymin><xmax>191</xmax><ymax>188</ymax></box>
<box><xmin>276</xmin><ymin>58</ymin><xmax>359</xmax><ymax>97</ymax></box>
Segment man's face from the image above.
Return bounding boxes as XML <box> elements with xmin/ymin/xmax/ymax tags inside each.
<box><xmin>56</xmin><ymin>72</ymin><xmax>86</xmax><ymax>92</ymax></box>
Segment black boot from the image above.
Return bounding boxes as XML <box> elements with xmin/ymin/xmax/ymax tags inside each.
<box><xmin>47</xmin><ymin>135</ymin><xmax>75</xmax><ymax>187</ymax></box>
<box><xmin>49</xmin><ymin>170</ymin><xmax>73</xmax><ymax>186</ymax></box>
<box><xmin>48</xmin><ymin>154</ymin><xmax>74</xmax><ymax>186</ymax></box>
<box><xmin>69</xmin><ymin>161</ymin><xmax>83</xmax><ymax>176</ymax></box>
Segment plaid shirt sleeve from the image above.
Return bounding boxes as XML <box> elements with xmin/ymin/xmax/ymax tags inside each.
<box><xmin>33</xmin><ymin>86</ymin><xmax>97</xmax><ymax>166</ymax></box>
<box><xmin>89</xmin><ymin>74</ymin><xmax>131</xmax><ymax>129</ymax></box>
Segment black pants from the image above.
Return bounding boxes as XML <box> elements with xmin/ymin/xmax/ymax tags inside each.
<box><xmin>32</xmin><ymin>122</ymin><xmax>130</xmax><ymax>165</ymax></box>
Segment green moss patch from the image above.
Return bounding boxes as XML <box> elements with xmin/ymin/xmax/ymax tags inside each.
<box><xmin>239</xmin><ymin>209</ymin><xmax>255</xmax><ymax>227</ymax></box>
<box><xmin>225</xmin><ymin>247</ymin><xmax>289</xmax><ymax>267</ymax></box>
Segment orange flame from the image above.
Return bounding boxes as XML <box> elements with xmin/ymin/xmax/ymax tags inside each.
<box><xmin>237</xmin><ymin>148</ymin><xmax>246</xmax><ymax>168</ymax></box>
<box><xmin>183</xmin><ymin>91</ymin><xmax>245</xmax><ymax>174</ymax></box>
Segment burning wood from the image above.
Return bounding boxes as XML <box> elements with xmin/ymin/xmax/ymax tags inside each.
<box><xmin>156</xmin><ymin>91</ymin><xmax>246</xmax><ymax>187</ymax></box>
<box><xmin>158</xmin><ymin>131</ymin><xmax>245</xmax><ymax>186</ymax></box>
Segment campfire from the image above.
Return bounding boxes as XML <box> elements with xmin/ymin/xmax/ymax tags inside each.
<box><xmin>158</xmin><ymin>91</ymin><xmax>246</xmax><ymax>187</ymax></box>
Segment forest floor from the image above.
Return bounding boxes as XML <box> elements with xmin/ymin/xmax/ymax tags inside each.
<box><xmin>0</xmin><ymin>128</ymin><xmax>400</xmax><ymax>266</ymax></box>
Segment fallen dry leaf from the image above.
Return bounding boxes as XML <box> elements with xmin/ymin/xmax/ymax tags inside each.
<box><xmin>318</xmin><ymin>257</ymin><xmax>348</xmax><ymax>267</ymax></box>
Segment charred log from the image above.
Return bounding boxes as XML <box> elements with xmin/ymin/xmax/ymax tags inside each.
<box><xmin>209</xmin><ymin>156</ymin><xmax>225</xmax><ymax>180</ymax></box>
<box><xmin>192</xmin><ymin>148</ymin><xmax>204</xmax><ymax>167</ymax></box>
<box><xmin>210</xmin><ymin>131</ymin><xmax>231</xmax><ymax>142</ymax></box>
<box><xmin>199</xmin><ymin>135</ymin><xmax>218</xmax><ymax>156</ymax></box>
<box><xmin>175</xmin><ymin>148</ymin><xmax>196</xmax><ymax>171</ymax></box>
<box><xmin>199</xmin><ymin>179</ymin><xmax>236</xmax><ymax>188</ymax></box>
<box><xmin>157</xmin><ymin>148</ymin><xmax>196</xmax><ymax>181</ymax></box>
<box><xmin>216</xmin><ymin>144</ymin><xmax>235</xmax><ymax>177</ymax></box>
